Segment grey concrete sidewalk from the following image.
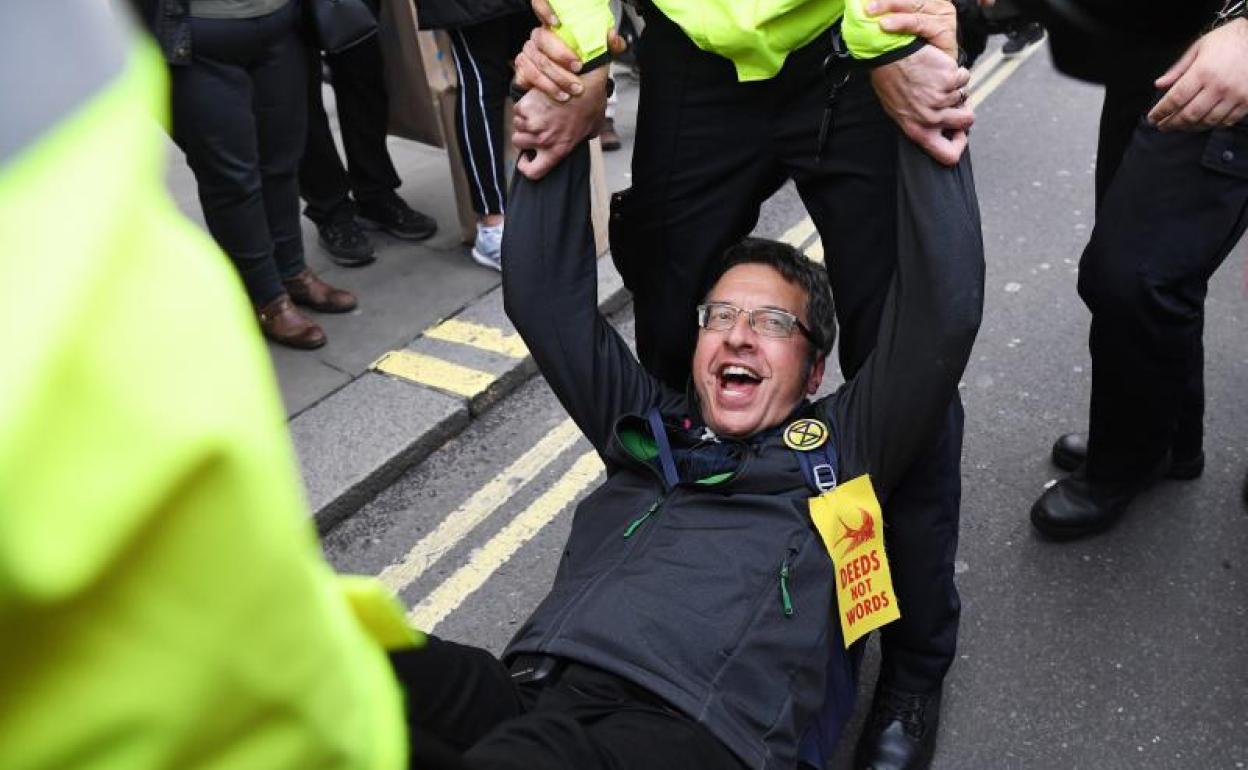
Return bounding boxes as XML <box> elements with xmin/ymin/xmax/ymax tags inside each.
<box><xmin>164</xmin><ymin>71</ymin><xmax>641</xmax><ymax>530</ymax></box>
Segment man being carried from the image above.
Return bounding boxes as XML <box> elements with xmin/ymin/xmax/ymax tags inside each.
<box><xmin>395</xmin><ymin>135</ymin><xmax>983</xmax><ymax>769</ymax></box>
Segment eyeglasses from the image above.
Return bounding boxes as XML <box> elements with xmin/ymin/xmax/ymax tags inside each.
<box><xmin>696</xmin><ymin>302</ymin><xmax>813</xmax><ymax>341</ymax></box>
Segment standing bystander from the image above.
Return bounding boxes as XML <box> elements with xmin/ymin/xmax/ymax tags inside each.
<box><xmin>301</xmin><ymin>0</ymin><xmax>438</xmax><ymax>269</ymax></box>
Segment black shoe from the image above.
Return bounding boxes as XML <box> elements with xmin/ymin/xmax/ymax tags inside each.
<box><xmin>1050</xmin><ymin>432</ymin><xmax>1204</xmax><ymax>479</ymax></box>
<box><xmin>1031</xmin><ymin>458</ymin><xmax>1169</xmax><ymax>541</ymax></box>
<box><xmin>855</xmin><ymin>683</ymin><xmax>941</xmax><ymax>770</ymax></box>
<box><xmin>1002</xmin><ymin>22</ymin><xmax>1045</xmax><ymax>56</ymax></box>
<box><xmin>357</xmin><ymin>195</ymin><xmax>438</xmax><ymax>241</ymax></box>
<box><xmin>317</xmin><ymin>217</ymin><xmax>375</xmax><ymax>267</ymax></box>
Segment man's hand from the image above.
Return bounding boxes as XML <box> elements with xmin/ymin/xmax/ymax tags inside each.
<box><xmin>870</xmin><ymin>44</ymin><xmax>973</xmax><ymax>166</ymax></box>
<box><xmin>513</xmin><ymin>67</ymin><xmax>610</xmax><ymax>179</ymax></box>
<box><xmin>1149</xmin><ymin>18</ymin><xmax>1248</xmax><ymax>131</ymax></box>
<box><xmin>868</xmin><ymin>0</ymin><xmax>959</xmax><ymax>61</ymax></box>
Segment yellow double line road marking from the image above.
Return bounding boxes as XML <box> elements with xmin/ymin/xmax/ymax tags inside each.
<box><xmin>378</xmin><ymin>418</ymin><xmax>583</xmax><ymax>592</ymax></box>
<box><xmin>372</xmin><ymin>318</ymin><xmax>529</xmax><ymax>398</ymax></box>
<box><xmin>409</xmin><ymin>451</ymin><xmax>605</xmax><ymax>632</ymax></box>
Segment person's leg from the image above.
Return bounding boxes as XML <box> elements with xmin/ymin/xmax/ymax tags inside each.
<box><xmin>300</xmin><ymin>48</ymin><xmax>355</xmax><ymax>225</ymax></box>
<box><xmin>387</xmin><ymin>636</ymin><xmax>528</xmax><ymax>770</ymax></box>
<box><xmin>250</xmin><ymin>4</ymin><xmax>311</xmax><ymax>287</ymax></box>
<box><xmin>1033</xmin><ymin>120</ymin><xmax>1248</xmax><ymax>538</ymax></box>
<box><xmin>446</xmin><ymin>12</ymin><xmax>534</xmax><ymax>268</ymax></box>
<box><xmin>299</xmin><ymin>45</ymin><xmax>377</xmax><ymax>266</ymax></box>
<box><xmin>326</xmin><ymin>0</ymin><xmax>437</xmax><ymax>241</ymax></box>
<box><xmin>1082</xmin><ymin>124</ymin><xmax>1248</xmax><ymax>480</ymax></box>
<box><xmin>616</xmin><ymin>6</ymin><xmax>785</xmax><ymax>389</ymax></box>
<box><xmin>170</xmin><ymin>19</ymin><xmax>285</xmax><ymax>309</ymax></box>
<box><xmin>253</xmin><ymin>4</ymin><xmax>357</xmax><ymax>318</ymax></box>
<box><xmin>1058</xmin><ymin>79</ymin><xmax>1208</xmax><ymax>473</ymax></box>
<box><xmin>466</xmin><ymin>664</ymin><xmax>744</xmax><ymax>770</ymax></box>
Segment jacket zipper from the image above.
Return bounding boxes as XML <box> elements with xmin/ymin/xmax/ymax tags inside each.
<box><xmin>779</xmin><ymin>556</ymin><xmax>794</xmax><ymax>617</ymax></box>
<box><xmin>623</xmin><ymin>493</ymin><xmax>666</xmax><ymax>538</ymax></box>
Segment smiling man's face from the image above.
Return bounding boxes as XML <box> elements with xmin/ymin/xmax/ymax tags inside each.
<box><xmin>691</xmin><ymin>263</ymin><xmax>825</xmax><ymax>438</ymax></box>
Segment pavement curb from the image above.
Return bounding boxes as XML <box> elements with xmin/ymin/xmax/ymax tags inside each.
<box><xmin>293</xmin><ymin>255</ymin><xmax>630</xmax><ymax>532</ymax></box>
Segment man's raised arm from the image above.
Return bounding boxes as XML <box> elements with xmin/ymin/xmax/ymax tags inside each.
<box><xmin>828</xmin><ymin>138</ymin><xmax>985</xmax><ymax>499</ymax></box>
<box><xmin>502</xmin><ymin>142</ymin><xmax>664</xmax><ymax>453</ymax></box>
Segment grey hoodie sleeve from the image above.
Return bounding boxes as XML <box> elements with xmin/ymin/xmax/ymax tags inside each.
<box><xmin>827</xmin><ymin>138</ymin><xmax>985</xmax><ymax>501</ymax></box>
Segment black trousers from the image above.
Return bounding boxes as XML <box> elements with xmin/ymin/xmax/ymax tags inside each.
<box><xmin>170</xmin><ymin>2</ymin><xmax>308</xmax><ymax>308</ymax></box>
<box><xmin>391</xmin><ymin>637</ymin><xmax>743</xmax><ymax>770</ymax></box>
<box><xmin>613</xmin><ymin>8</ymin><xmax>961</xmax><ymax>694</ymax></box>
<box><xmin>1078</xmin><ymin>84</ymin><xmax>1248</xmax><ymax>481</ymax></box>
<box><xmin>446</xmin><ymin>12</ymin><xmax>535</xmax><ymax>217</ymax></box>
<box><xmin>300</xmin><ymin>0</ymin><xmax>402</xmax><ymax>223</ymax></box>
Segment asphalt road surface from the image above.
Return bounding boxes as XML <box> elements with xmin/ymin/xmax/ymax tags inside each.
<box><xmin>324</xmin><ymin>43</ymin><xmax>1248</xmax><ymax>769</ymax></box>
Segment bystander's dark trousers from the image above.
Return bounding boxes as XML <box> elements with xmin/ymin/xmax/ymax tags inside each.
<box><xmin>300</xmin><ymin>0</ymin><xmax>401</xmax><ymax>224</ymax></box>
<box><xmin>612</xmin><ymin>7</ymin><xmax>962</xmax><ymax>697</ymax></box>
<box><xmin>390</xmin><ymin>636</ymin><xmax>743</xmax><ymax>770</ymax></box>
<box><xmin>170</xmin><ymin>1</ymin><xmax>308</xmax><ymax>308</ymax></box>
<box><xmin>1078</xmin><ymin>80</ymin><xmax>1248</xmax><ymax>481</ymax></box>
<box><xmin>445</xmin><ymin>12</ymin><xmax>534</xmax><ymax>217</ymax></box>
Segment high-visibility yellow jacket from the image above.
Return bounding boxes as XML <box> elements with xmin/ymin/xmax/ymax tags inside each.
<box><xmin>548</xmin><ymin>0</ymin><xmax>916</xmax><ymax>81</ymax></box>
<box><xmin>0</xmin><ymin>14</ymin><xmax>414</xmax><ymax>770</ymax></box>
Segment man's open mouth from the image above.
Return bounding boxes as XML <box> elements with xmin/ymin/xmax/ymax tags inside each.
<box><xmin>717</xmin><ymin>363</ymin><xmax>763</xmax><ymax>398</ymax></box>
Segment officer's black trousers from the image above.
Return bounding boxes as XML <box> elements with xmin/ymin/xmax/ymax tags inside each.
<box><xmin>1079</xmin><ymin>85</ymin><xmax>1248</xmax><ymax>480</ymax></box>
<box><xmin>613</xmin><ymin>7</ymin><xmax>961</xmax><ymax>695</ymax></box>
<box><xmin>300</xmin><ymin>0</ymin><xmax>403</xmax><ymax>224</ymax></box>
<box><xmin>170</xmin><ymin>2</ymin><xmax>308</xmax><ymax>308</ymax></box>
<box><xmin>391</xmin><ymin>636</ymin><xmax>743</xmax><ymax>770</ymax></box>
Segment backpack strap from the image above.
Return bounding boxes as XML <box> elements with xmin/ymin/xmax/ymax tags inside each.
<box><xmin>791</xmin><ymin>415</ymin><xmax>840</xmax><ymax>494</ymax></box>
<box><xmin>646</xmin><ymin>407</ymin><xmax>680</xmax><ymax>489</ymax></box>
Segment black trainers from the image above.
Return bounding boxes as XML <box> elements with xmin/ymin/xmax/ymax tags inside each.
<box><xmin>357</xmin><ymin>195</ymin><xmax>438</xmax><ymax>241</ymax></box>
<box><xmin>1002</xmin><ymin>22</ymin><xmax>1045</xmax><ymax>56</ymax></box>
<box><xmin>855</xmin><ymin>683</ymin><xmax>941</xmax><ymax>770</ymax></box>
<box><xmin>317</xmin><ymin>217</ymin><xmax>375</xmax><ymax>267</ymax></box>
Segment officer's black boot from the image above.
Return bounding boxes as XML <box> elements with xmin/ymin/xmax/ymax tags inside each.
<box><xmin>854</xmin><ymin>681</ymin><xmax>941</xmax><ymax>770</ymax></box>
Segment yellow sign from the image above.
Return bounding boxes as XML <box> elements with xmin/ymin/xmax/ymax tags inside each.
<box><xmin>783</xmin><ymin>418</ymin><xmax>829</xmax><ymax>451</ymax></box>
<box><xmin>809</xmin><ymin>474</ymin><xmax>901</xmax><ymax>647</ymax></box>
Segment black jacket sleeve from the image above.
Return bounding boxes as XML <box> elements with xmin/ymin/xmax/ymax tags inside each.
<box><xmin>502</xmin><ymin>143</ymin><xmax>668</xmax><ymax>455</ymax></box>
<box><xmin>825</xmin><ymin>138</ymin><xmax>985</xmax><ymax>500</ymax></box>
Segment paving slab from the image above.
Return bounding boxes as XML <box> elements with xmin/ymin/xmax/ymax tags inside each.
<box><xmin>290</xmin><ymin>372</ymin><xmax>469</xmax><ymax>532</ymax></box>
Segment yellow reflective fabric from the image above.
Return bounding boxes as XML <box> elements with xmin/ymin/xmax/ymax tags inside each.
<box><xmin>0</xmin><ymin>41</ymin><xmax>409</xmax><ymax>770</ymax></box>
<box><xmin>547</xmin><ymin>0</ymin><xmax>915</xmax><ymax>81</ymax></box>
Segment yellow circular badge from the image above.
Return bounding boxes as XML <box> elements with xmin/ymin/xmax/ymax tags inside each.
<box><xmin>783</xmin><ymin>418</ymin><xmax>828</xmax><ymax>451</ymax></box>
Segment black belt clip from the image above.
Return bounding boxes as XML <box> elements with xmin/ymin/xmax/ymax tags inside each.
<box><xmin>510</xmin><ymin>654</ymin><xmax>565</xmax><ymax>685</ymax></box>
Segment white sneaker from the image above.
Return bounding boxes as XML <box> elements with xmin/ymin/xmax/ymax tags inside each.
<box><xmin>471</xmin><ymin>222</ymin><xmax>503</xmax><ymax>271</ymax></box>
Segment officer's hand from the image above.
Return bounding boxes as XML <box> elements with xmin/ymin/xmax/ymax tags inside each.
<box><xmin>1149</xmin><ymin>18</ymin><xmax>1248</xmax><ymax>131</ymax></box>
<box><xmin>867</xmin><ymin>0</ymin><xmax>959</xmax><ymax>62</ymax></box>
<box><xmin>518</xmin><ymin>0</ymin><xmax>628</xmax><ymax>104</ymax></box>
<box><xmin>870</xmin><ymin>44</ymin><xmax>973</xmax><ymax>166</ymax></box>
<box><xmin>513</xmin><ymin>67</ymin><xmax>610</xmax><ymax>180</ymax></box>
<box><xmin>514</xmin><ymin>26</ymin><xmax>584</xmax><ymax>103</ymax></box>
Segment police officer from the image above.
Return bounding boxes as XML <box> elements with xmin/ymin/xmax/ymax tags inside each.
<box><xmin>508</xmin><ymin>1</ymin><xmax>979</xmax><ymax>767</ymax></box>
<box><xmin>1</xmin><ymin>6</ymin><xmax>415</xmax><ymax>767</ymax></box>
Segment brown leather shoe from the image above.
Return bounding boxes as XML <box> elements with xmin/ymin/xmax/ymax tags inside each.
<box><xmin>257</xmin><ymin>294</ymin><xmax>326</xmax><ymax>349</ymax></box>
<box><xmin>599</xmin><ymin>117</ymin><xmax>622</xmax><ymax>151</ymax></box>
<box><xmin>283</xmin><ymin>269</ymin><xmax>357</xmax><ymax>313</ymax></box>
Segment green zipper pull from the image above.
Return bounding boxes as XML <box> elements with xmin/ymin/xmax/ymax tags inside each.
<box><xmin>779</xmin><ymin>559</ymin><xmax>794</xmax><ymax>617</ymax></box>
<box><xmin>623</xmin><ymin>497</ymin><xmax>663</xmax><ymax>539</ymax></box>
